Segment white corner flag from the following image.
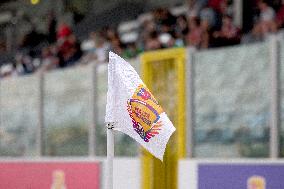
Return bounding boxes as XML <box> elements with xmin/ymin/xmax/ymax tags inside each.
<box><xmin>105</xmin><ymin>52</ymin><xmax>176</xmax><ymax>160</ymax></box>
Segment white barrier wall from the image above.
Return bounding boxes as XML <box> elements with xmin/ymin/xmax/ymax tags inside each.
<box><xmin>179</xmin><ymin>160</ymin><xmax>197</xmax><ymax>189</ymax></box>
<box><xmin>102</xmin><ymin>158</ymin><xmax>141</xmax><ymax>189</ymax></box>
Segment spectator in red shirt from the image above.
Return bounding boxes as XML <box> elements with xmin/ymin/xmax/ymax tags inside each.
<box><xmin>56</xmin><ymin>23</ymin><xmax>82</xmax><ymax>68</ymax></box>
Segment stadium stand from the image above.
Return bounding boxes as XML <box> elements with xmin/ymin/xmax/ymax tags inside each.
<box><xmin>0</xmin><ymin>0</ymin><xmax>284</xmax><ymax>78</ymax></box>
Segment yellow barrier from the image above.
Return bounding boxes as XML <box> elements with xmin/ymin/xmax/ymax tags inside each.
<box><xmin>140</xmin><ymin>48</ymin><xmax>186</xmax><ymax>189</ymax></box>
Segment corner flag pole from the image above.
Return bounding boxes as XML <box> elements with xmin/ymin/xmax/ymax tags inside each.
<box><xmin>106</xmin><ymin>122</ymin><xmax>114</xmax><ymax>189</ymax></box>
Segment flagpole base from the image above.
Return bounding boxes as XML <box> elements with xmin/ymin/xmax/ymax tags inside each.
<box><xmin>106</xmin><ymin>122</ymin><xmax>114</xmax><ymax>189</ymax></box>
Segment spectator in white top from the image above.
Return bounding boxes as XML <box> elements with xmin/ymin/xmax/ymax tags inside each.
<box><xmin>258</xmin><ymin>1</ymin><xmax>275</xmax><ymax>22</ymax></box>
<box><xmin>252</xmin><ymin>1</ymin><xmax>277</xmax><ymax>39</ymax></box>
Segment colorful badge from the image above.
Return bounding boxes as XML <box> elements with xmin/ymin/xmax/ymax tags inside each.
<box><xmin>127</xmin><ymin>84</ymin><xmax>164</xmax><ymax>142</ymax></box>
<box><xmin>247</xmin><ymin>175</ymin><xmax>266</xmax><ymax>189</ymax></box>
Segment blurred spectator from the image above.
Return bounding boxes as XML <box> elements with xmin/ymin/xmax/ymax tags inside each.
<box><xmin>47</xmin><ymin>11</ymin><xmax>57</xmax><ymax>44</ymax></box>
<box><xmin>243</xmin><ymin>0</ymin><xmax>259</xmax><ymax>33</ymax></box>
<box><xmin>104</xmin><ymin>28</ymin><xmax>125</xmax><ymax>56</ymax></box>
<box><xmin>95</xmin><ymin>35</ymin><xmax>109</xmax><ymax>62</ymax></box>
<box><xmin>39</xmin><ymin>45</ymin><xmax>58</xmax><ymax>71</ymax></box>
<box><xmin>105</xmin><ymin>28</ymin><xmax>120</xmax><ymax>42</ymax></box>
<box><xmin>187</xmin><ymin>0</ymin><xmax>208</xmax><ymax>15</ymax></box>
<box><xmin>160</xmin><ymin>9</ymin><xmax>177</xmax><ymax>29</ymax></box>
<box><xmin>140</xmin><ymin>19</ymin><xmax>156</xmax><ymax>45</ymax></box>
<box><xmin>175</xmin><ymin>15</ymin><xmax>189</xmax><ymax>37</ymax></box>
<box><xmin>219</xmin><ymin>0</ymin><xmax>233</xmax><ymax>16</ymax></box>
<box><xmin>81</xmin><ymin>32</ymin><xmax>97</xmax><ymax>63</ymax></box>
<box><xmin>186</xmin><ymin>17</ymin><xmax>202</xmax><ymax>48</ymax></box>
<box><xmin>242</xmin><ymin>24</ymin><xmax>264</xmax><ymax>44</ymax></box>
<box><xmin>153</xmin><ymin>8</ymin><xmax>176</xmax><ymax>35</ymax></box>
<box><xmin>2</xmin><ymin>0</ymin><xmax>284</xmax><ymax>79</ymax></box>
<box><xmin>208</xmin><ymin>0</ymin><xmax>226</xmax><ymax>13</ymax></box>
<box><xmin>56</xmin><ymin>23</ymin><xmax>83</xmax><ymax>68</ymax></box>
<box><xmin>81</xmin><ymin>32</ymin><xmax>96</xmax><ymax>53</ymax></box>
<box><xmin>81</xmin><ymin>32</ymin><xmax>109</xmax><ymax>63</ymax></box>
<box><xmin>145</xmin><ymin>31</ymin><xmax>162</xmax><ymax>50</ymax></box>
<box><xmin>248</xmin><ymin>1</ymin><xmax>277</xmax><ymax>42</ymax></box>
<box><xmin>276</xmin><ymin>0</ymin><xmax>284</xmax><ymax>28</ymax></box>
<box><xmin>200</xmin><ymin>19</ymin><xmax>212</xmax><ymax>48</ymax></box>
<box><xmin>159</xmin><ymin>33</ymin><xmax>176</xmax><ymax>48</ymax></box>
<box><xmin>258</xmin><ymin>1</ymin><xmax>276</xmax><ymax>22</ymax></box>
<box><xmin>212</xmin><ymin>15</ymin><xmax>240</xmax><ymax>47</ymax></box>
<box><xmin>122</xmin><ymin>43</ymin><xmax>142</xmax><ymax>59</ymax></box>
<box><xmin>57</xmin><ymin>34</ymin><xmax>83</xmax><ymax>68</ymax></box>
<box><xmin>57</xmin><ymin>23</ymin><xmax>72</xmax><ymax>40</ymax></box>
<box><xmin>0</xmin><ymin>64</ymin><xmax>17</xmax><ymax>78</ymax></box>
<box><xmin>110</xmin><ymin>38</ymin><xmax>124</xmax><ymax>55</ymax></box>
<box><xmin>69</xmin><ymin>6</ymin><xmax>85</xmax><ymax>24</ymax></box>
<box><xmin>199</xmin><ymin>4</ymin><xmax>217</xmax><ymax>29</ymax></box>
<box><xmin>0</xmin><ymin>40</ymin><xmax>6</xmax><ymax>53</ymax></box>
<box><xmin>259</xmin><ymin>0</ymin><xmax>277</xmax><ymax>33</ymax></box>
<box><xmin>15</xmin><ymin>51</ymin><xmax>35</xmax><ymax>74</ymax></box>
<box><xmin>16</xmin><ymin>27</ymin><xmax>44</xmax><ymax>75</ymax></box>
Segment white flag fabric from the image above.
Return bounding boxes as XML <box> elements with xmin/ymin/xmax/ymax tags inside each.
<box><xmin>105</xmin><ymin>52</ymin><xmax>176</xmax><ymax>160</ymax></box>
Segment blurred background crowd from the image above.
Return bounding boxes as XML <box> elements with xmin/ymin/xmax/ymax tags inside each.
<box><xmin>0</xmin><ymin>0</ymin><xmax>284</xmax><ymax>78</ymax></box>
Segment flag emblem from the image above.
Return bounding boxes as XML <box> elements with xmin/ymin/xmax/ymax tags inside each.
<box><xmin>127</xmin><ymin>84</ymin><xmax>164</xmax><ymax>142</ymax></box>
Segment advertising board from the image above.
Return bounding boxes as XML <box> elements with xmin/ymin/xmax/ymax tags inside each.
<box><xmin>0</xmin><ymin>161</ymin><xmax>100</xmax><ymax>189</ymax></box>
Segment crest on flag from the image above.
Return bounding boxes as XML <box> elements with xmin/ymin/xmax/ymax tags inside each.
<box><xmin>127</xmin><ymin>84</ymin><xmax>163</xmax><ymax>142</ymax></box>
